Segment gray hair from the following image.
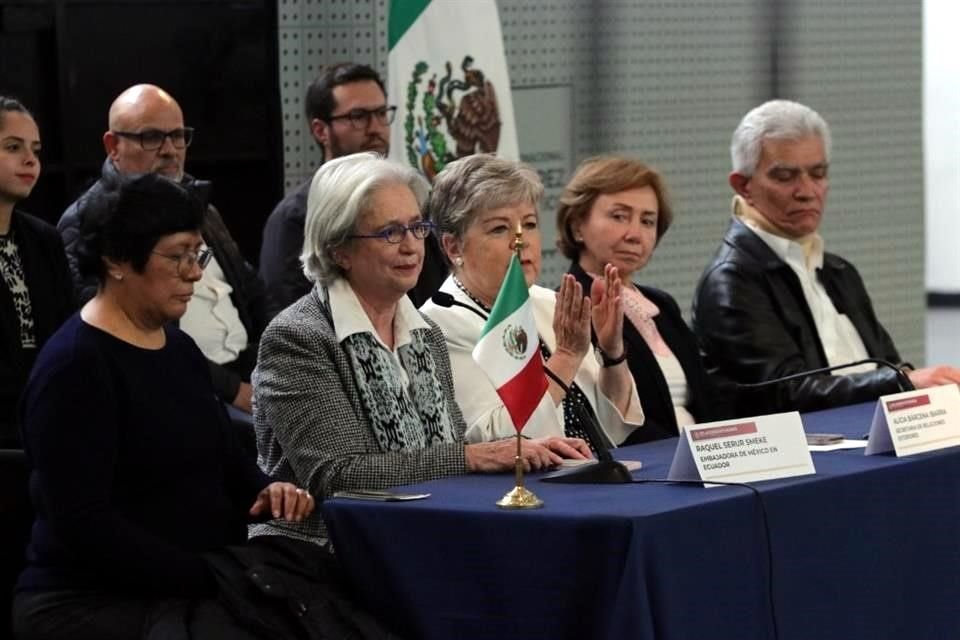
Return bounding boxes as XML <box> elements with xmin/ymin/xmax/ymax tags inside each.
<box><xmin>301</xmin><ymin>152</ymin><xmax>430</xmax><ymax>284</ymax></box>
<box><xmin>427</xmin><ymin>154</ymin><xmax>544</xmax><ymax>255</ymax></box>
<box><xmin>730</xmin><ymin>100</ymin><xmax>832</xmax><ymax>176</ymax></box>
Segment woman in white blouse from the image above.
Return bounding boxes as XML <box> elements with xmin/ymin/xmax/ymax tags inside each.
<box><xmin>420</xmin><ymin>154</ymin><xmax>644</xmax><ymax>447</ymax></box>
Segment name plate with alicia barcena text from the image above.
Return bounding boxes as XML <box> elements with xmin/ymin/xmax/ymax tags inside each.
<box><xmin>865</xmin><ymin>384</ymin><xmax>960</xmax><ymax>456</ymax></box>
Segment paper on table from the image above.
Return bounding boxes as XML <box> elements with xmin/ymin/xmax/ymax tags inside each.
<box><xmin>559</xmin><ymin>459</ymin><xmax>642</xmax><ymax>471</ymax></box>
<box><xmin>808</xmin><ymin>439</ymin><xmax>868</xmax><ymax>452</ymax></box>
<box><xmin>332</xmin><ymin>490</ymin><xmax>431</xmax><ymax>501</ymax></box>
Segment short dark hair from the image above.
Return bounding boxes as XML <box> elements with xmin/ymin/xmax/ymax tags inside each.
<box><xmin>75</xmin><ymin>173</ymin><xmax>205</xmax><ymax>284</ymax></box>
<box><xmin>0</xmin><ymin>96</ymin><xmax>32</xmax><ymax>128</ymax></box>
<box><xmin>304</xmin><ymin>63</ymin><xmax>385</xmax><ymax>122</ymax></box>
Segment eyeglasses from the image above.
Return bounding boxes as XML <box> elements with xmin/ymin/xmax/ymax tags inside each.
<box><xmin>112</xmin><ymin>127</ymin><xmax>195</xmax><ymax>150</ymax></box>
<box><xmin>152</xmin><ymin>247</ymin><xmax>212</xmax><ymax>277</ymax></box>
<box><xmin>326</xmin><ymin>106</ymin><xmax>397</xmax><ymax>130</ymax></box>
<box><xmin>349</xmin><ymin>221</ymin><xmax>435</xmax><ymax>244</ymax></box>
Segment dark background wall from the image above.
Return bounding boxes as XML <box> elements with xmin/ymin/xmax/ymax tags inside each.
<box><xmin>0</xmin><ymin>0</ymin><xmax>284</xmax><ymax>265</ymax></box>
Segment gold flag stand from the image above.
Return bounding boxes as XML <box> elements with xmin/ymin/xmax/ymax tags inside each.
<box><xmin>496</xmin><ymin>222</ymin><xmax>544</xmax><ymax>509</ymax></box>
<box><xmin>496</xmin><ymin>431</ymin><xmax>543</xmax><ymax>509</ymax></box>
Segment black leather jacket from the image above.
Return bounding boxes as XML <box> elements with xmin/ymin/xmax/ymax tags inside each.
<box><xmin>58</xmin><ymin>160</ymin><xmax>268</xmax><ymax>403</ymax></box>
<box><xmin>692</xmin><ymin>218</ymin><xmax>903</xmax><ymax>415</ymax></box>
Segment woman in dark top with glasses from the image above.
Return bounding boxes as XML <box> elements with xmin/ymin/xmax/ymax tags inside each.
<box><xmin>13</xmin><ymin>173</ymin><xmax>313</xmax><ymax>640</ymax></box>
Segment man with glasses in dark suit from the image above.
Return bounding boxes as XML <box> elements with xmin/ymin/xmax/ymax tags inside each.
<box><xmin>58</xmin><ymin>84</ymin><xmax>267</xmax><ymax>417</ymax></box>
<box><xmin>259</xmin><ymin>63</ymin><xmax>446</xmax><ymax>317</ymax></box>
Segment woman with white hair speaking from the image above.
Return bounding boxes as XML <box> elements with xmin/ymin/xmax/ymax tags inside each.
<box><xmin>251</xmin><ymin>152</ymin><xmax>589</xmax><ymax>547</ymax></box>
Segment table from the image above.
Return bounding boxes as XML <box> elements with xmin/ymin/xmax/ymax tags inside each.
<box><xmin>323</xmin><ymin>403</ymin><xmax>960</xmax><ymax>639</ymax></box>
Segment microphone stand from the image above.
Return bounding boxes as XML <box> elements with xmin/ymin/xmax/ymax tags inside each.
<box><xmin>430</xmin><ymin>292</ymin><xmax>632</xmax><ymax>484</ymax></box>
<box><xmin>736</xmin><ymin>358</ymin><xmax>914</xmax><ymax>392</ymax></box>
<box><xmin>733</xmin><ymin>357</ymin><xmax>913</xmax><ymax>419</ymax></box>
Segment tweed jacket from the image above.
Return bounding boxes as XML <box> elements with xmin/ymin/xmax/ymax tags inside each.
<box><xmin>251</xmin><ymin>284</ymin><xmax>468</xmax><ymax>545</ymax></box>
<box><xmin>420</xmin><ymin>276</ymin><xmax>645</xmax><ymax>446</ymax></box>
<box><xmin>692</xmin><ymin>217</ymin><xmax>903</xmax><ymax>415</ymax></box>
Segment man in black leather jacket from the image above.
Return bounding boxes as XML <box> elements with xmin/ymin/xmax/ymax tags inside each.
<box><xmin>58</xmin><ymin>85</ymin><xmax>267</xmax><ymax>415</ymax></box>
<box><xmin>693</xmin><ymin>99</ymin><xmax>960</xmax><ymax>415</ymax></box>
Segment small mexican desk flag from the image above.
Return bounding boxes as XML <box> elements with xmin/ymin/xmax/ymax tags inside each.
<box><xmin>387</xmin><ymin>0</ymin><xmax>519</xmax><ymax>181</ymax></box>
<box><xmin>472</xmin><ymin>254</ymin><xmax>547</xmax><ymax>431</ymax></box>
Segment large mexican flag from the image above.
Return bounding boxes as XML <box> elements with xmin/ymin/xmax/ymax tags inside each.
<box><xmin>387</xmin><ymin>0</ymin><xmax>519</xmax><ymax>181</ymax></box>
<box><xmin>472</xmin><ymin>254</ymin><xmax>547</xmax><ymax>432</ymax></box>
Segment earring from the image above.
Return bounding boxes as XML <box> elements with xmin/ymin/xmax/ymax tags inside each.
<box><xmin>111</xmin><ymin>272</ymin><xmax>123</xmax><ymax>281</ymax></box>
<box><xmin>453</xmin><ymin>256</ymin><xmax>464</xmax><ymax>267</ymax></box>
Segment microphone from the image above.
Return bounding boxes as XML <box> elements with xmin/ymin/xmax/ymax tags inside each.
<box><xmin>430</xmin><ymin>291</ymin><xmax>472</xmax><ymax>314</ymax></box>
<box><xmin>430</xmin><ymin>292</ymin><xmax>632</xmax><ymax>484</ymax></box>
<box><xmin>736</xmin><ymin>357</ymin><xmax>914</xmax><ymax>392</ymax></box>
<box><xmin>735</xmin><ymin>359</ymin><xmax>913</xmax><ymax>419</ymax></box>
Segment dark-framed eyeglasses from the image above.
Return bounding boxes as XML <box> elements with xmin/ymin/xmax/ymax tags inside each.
<box><xmin>112</xmin><ymin>127</ymin><xmax>195</xmax><ymax>150</ymax></box>
<box><xmin>349</xmin><ymin>220</ymin><xmax>435</xmax><ymax>244</ymax></box>
<box><xmin>326</xmin><ymin>106</ymin><xmax>397</xmax><ymax>130</ymax></box>
<box><xmin>152</xmin><ymin>247</ymin><xmax>212</xmax><ymax>277</ymax></box>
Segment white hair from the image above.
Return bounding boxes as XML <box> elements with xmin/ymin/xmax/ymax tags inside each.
<box><xmin>730</xmin><ymin>100</ymin><xmax>832</xmax><ymax>176</ymax></box>
<box><xmin>428</xmin><ymin>154</ymin><xmax>544</xmax><ymax>245</ymax></box>
<box><xmin>301</xmin><ymin>152</ymin><xmax>430</xmax><ymax>284</ymax></box>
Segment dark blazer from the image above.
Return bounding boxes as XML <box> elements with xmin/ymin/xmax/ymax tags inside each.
<box><xmin>568</xmin><ymin>261</ymin><xmax>726</xmax><ymax>443</ymax></box>
<box><xmin>692</xmin><ymin>217</ymin><xmax>903</xmax><ymax>415</ymax></box>
<box><xmin>258</xmin><ymin>179</ymin><xmax>312</xmax><ymax>318</ymax></box>
<box><xmin>0</xmin><ymin>210</ymin><xmax>75</xmax><ymax>445</ymax></box>
<box><xmin>58</xmin><ymin>160</ymin><xmax>269</xmax><ymax>403</ymax></box>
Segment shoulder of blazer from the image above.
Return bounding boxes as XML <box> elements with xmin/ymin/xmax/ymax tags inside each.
<box><xmin>12</xmin><ymin>209</ymin><xmax>61</xmax><ymax>245</ymax></box>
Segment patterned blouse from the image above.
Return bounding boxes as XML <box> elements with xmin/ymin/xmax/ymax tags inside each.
<box><xmin>0</xmin><ymin>230</ymin><xmax>36</xmax><ymax>348</ymax></box>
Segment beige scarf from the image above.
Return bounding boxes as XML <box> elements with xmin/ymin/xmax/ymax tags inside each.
<box><xmin>732</xmin><ymin>195</ymin><xmax>822</xmax><ymax>267</ymax></box>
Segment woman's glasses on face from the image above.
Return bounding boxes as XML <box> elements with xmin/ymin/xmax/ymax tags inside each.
<box><xmin>152</xmin><ymin>247</ymin><xmax>213</xmax><ymax>277</ymax></box>
<box><xmin>349</xmin><ymin>220</ymin><xmax>435</xmax><ymax>244</ymax></box>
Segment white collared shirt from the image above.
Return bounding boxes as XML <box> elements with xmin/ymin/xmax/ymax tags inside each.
<box><xmin>179</xmin><ymin>253</ymin><xmax>248</xmax><ymax>364</ymax></box>
<box><xmin>741</xmin><ymin>219</ymin><xmax>875</xmax><ymax>375</ymax></box>
<box><xmin>326</xmin><ymin>278</ymin><xmax>430</xmax><ymax>387</ymax></box>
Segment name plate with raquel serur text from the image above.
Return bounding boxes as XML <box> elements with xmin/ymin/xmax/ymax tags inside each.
<box><xmin>865</xmin><ymin>384</ymin><xmax>960</xmax><ymax>456</ymax></box>
<box><xmin>668</xmin><ymin>412</ymin><xmax>816</xmax><ymax>485</ymax></box>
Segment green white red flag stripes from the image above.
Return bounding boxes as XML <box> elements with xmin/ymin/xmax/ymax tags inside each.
<box><xmin>472</xmin><ymin>254</ymin><xmax>548</xmax><ymax>432</ymax></box>
<box><xmin>387</xmin><ymin>0</ymin><xmax>519</xmax><ymax>181</ymax></box>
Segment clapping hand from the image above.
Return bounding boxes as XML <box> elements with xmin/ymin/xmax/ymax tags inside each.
<box><xmin>590</xmin><ymin>264</ymin><xmax>624</xmax><ymax>359</ymax></box>
<box><xmin>552</xmin><ymin>274</ymin><xmax>591</xmax><ymax>360</ymax></box>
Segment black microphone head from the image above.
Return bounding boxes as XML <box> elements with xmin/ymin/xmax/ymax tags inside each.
<box><xmin>431</xmin><ymin>291</ymin><xmax>455</xmax><ymax>308</ymax></box>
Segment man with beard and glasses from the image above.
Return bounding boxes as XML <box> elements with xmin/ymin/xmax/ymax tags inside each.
<box><xmin>58</xmin><ymin>84</ymin><xmax>268</xmax><ymax>419</ymax></box>
<box><xmin>259</xmin><ymin>63</ymin><xmax>446</xmax><ymax>317</ymax></box>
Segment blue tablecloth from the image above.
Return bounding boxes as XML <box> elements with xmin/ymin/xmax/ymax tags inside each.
<box><xmin>323</xmin><ymin>403</ymin><xmax>960</xmax><ymax>639</ymax></box>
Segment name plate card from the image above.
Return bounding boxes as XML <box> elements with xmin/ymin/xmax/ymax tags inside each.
<box><xmin>865</xmin><ymin>384</ymin><xmax>960</xmax><ymax>456</ymax></box>
<box><xmin>668</xmin><ymin>412</ymin><xmax>815</xmax><ymax>485</ymax></box>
